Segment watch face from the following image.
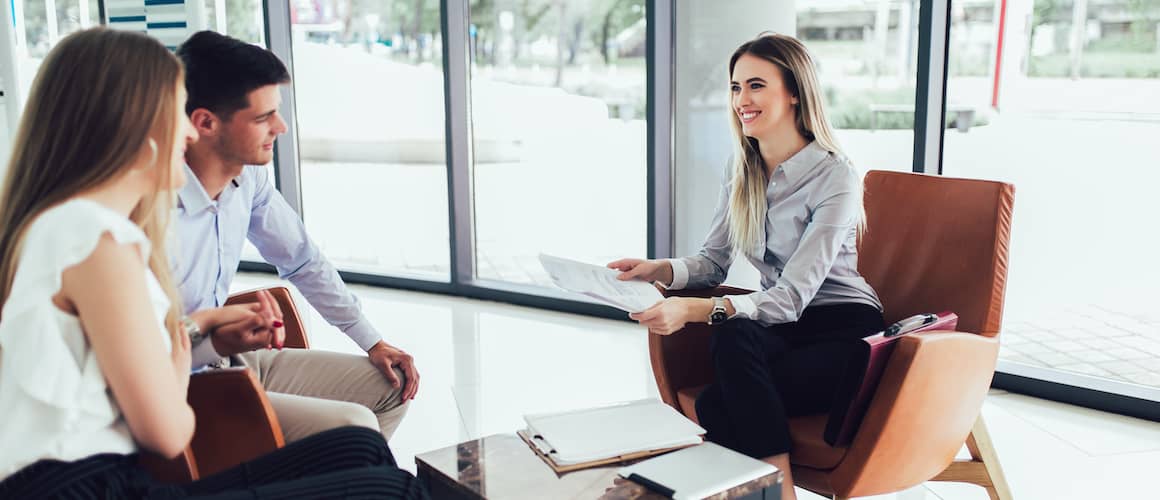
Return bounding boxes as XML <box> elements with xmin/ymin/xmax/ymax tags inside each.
<box><xmin>710</xmin><ymin>311</ymin><xmax>728</xmax><ymax>324</ymax></box>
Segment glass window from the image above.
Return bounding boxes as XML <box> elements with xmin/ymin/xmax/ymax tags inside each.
<box><xmin>191</xmin><ymin>1</ymin><xmax>272</xmax><ymax>262</ymax></box>
<box><xmin>203</xmin><ymin>0</ymin><xmax>266</xmax><ymax>45</ymax></box>
<box><xmin>944</xmin><ymin>0</ymin><xmax>1160</xmax><ymax>393</ymax></box>
<box><xmin>18</xmin><ymin>0</ymin><xmax>100</xmax><ymax>59</ymax></box>
<box><xmin>468</xmin><ymin>0</ymin><xmax>648</xmax><ymax>287</ymax></box>
<box><xmin>291</xmin><ymin>0</ymin><xmax>451</xmax><ymax>280</ymax></box>
<box><xmin>796</xmin><ymin>0</ymin><xmax>922</xmax><ymax>173</ymax></box>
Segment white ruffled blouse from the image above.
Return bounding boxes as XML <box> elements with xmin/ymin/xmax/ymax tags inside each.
<box><xmin>0</xmin><ymin>199</ymin><xmax>171</xmax><ymax>480</ymax></box>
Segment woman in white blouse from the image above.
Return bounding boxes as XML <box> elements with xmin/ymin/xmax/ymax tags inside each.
<box><xmin>609</xmin><ymin>34</ymin><xmax>884</xmax><ymax>500</ymax></box>
<box><xmin>0</xmin><ymin>28</ymin><xmax>426</xmax><ymax>499</ymax></box>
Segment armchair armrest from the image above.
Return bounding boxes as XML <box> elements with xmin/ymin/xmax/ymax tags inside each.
<box><xmin>186</xmin><ymin>368</ymin><xmax>285</xmax><ymax>478</ymax></box>
<box><xmin>829</xmin><ymin>331</ymin><xmax>999</xmax><ymax>497</ymax></box>
<box><xmin>226</xmin><ymin>286</ymin><xmax>308</xmax><ymax>349</ymax></box>
<box><xmin>650</xmin><ymin>286</ymin><xmax>756</xmax><ymax>409</ymax></box>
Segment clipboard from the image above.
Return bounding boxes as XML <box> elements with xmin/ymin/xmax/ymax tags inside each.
<box><xmin>516</xmin><ymin>429</ymin><xmax>696</xmax><ymax>474</ymax></box>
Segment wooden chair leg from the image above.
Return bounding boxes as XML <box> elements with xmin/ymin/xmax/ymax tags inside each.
<box><xmin>930</xmin><ymin>416</ymin><xmax>1013</xmax><ymax>500</ymax></box>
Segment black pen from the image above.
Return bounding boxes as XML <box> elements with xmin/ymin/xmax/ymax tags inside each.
<box><xmin>884</xmin><ymin>313</ymin><xmax>937</xmax><ymax>337</ymax></box>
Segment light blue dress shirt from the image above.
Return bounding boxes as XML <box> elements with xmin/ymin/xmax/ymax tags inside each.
<box><xmin>174</xmin><ymin>165</ymin><xmax>381</xmax><ymax>368</ymax></box>
<box><xmin>668</xmin><ymin>141</ymin><xmax>882</xmax><ymax>326</ymax></box>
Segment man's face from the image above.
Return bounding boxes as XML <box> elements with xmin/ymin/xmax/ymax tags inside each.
<box><xmin>217</xmin><ymin>84</ymin><xmax>287</xmax><ymax>165</ymax></box>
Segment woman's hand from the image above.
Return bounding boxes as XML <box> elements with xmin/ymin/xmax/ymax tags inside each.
<box><xmin>606</xmin><ymin>258</ymin><xmax>674</xmax><ymax>286</ymax></box>
<box><xmin>629</xmin><ymin>297</ymin><xmax>708</xmax><ymax>335</ymax></box>
<box><xmin>188</xmin><ymin>290</ymin><xmax>285</xmax><ymax>356</ymax></box>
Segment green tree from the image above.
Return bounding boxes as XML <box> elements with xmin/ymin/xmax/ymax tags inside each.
<box><xmin>587</xmin><ymin>0</ymin><xmax>644</xmax><ymax>65</ymax></box>
<box><xmin>1030</xmin><ymin>0</ymin><xmax>1062</xmax><ymax>43</ymax></box>
<box><xmin>1126</xmin><ymin>0</ymin><xmax>1160</xmax><ymax>47</ymax></box>
<box><xmin>470</xmin><ymin>0</ymin><xmax>498</xmax><ymax>64</ymax></box>
<box><xmin>225</xmin><ymin>0</ymin><xmax>262</xmax><ymax>43</ymax></box>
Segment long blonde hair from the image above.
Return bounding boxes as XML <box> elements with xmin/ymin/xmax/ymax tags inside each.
<box><xmin>726</xmin><ymin>33</ymin><xmax>857</xmax><ymax>257</ymax></box>
<box><xmin>0</xmin><ymin>28</ymin><xmax>185</xmax><ymax>340</ymax></box>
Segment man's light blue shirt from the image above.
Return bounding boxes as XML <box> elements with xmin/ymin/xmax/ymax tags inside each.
<box><xmin>174</xmin><ymin>165</ymin><xmax>381</xmax><ymax>367</ymax></box>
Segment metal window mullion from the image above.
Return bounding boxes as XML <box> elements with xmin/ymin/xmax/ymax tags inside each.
<box><xmin>13</xmin><ymin>0</ymin><xmax>26</xmax><ymax>53</ymax></box>
<box><xmin>214</xmin><ymin>0</ymin><xmax>226</xmax><ymax>33</ymax></box>
<box><xmin>44</xmin><ymin>0</ymin><xmax>58</xmax><ymax>43</ymax></box>
<box><xmin>1</xmin><ymin>0</ymin><xmax>23</xmax><ymax>140</ymax></box>
<box><xmin>442</xmin><ymin>0</ymin><xmax>475</xmax><ymax>286</ymax></box>
<box><xmin>78</xmin><ymin>0</ymin><xmax>91</xmax><ymax>28</ymax></box>
<box><xmin>647</xmin><ymin>0</ymin><xmax>673</xmax><ymax>260</ymax></box>
<box><xmin>912</xmin><ymin>0</ymin><xmax>950</xmax><ymax>175</ymax></box>
<box><xmin>263</xmin><ymin>0</ymin><xmax>303</xmax><ymax>215</ymax></box>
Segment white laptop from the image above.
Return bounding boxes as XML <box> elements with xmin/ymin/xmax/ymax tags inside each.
<box><xmin>618</xmin><ymin>442</ymin><xmax>779</xmax><ymax>499</ymax></box>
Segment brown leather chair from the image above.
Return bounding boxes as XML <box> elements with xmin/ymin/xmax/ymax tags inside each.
<box><xmin>650</xmin><ymin>171</ymin><xmax>1015</xmax><ymax>499</ymax></box>
<box><xmin>141</xmin><ymin>286</ymin><xmax>307</xmax><ymax>482</ymax></box>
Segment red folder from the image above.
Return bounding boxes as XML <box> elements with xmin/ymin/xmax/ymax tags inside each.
<box><xmin>824</xmin><ymin>312</ymin><xmax>959</xmax><ymax>446</ymax></box>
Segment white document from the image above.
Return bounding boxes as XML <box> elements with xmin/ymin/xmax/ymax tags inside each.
<box><xmin>618</xmin><ymin>442</ymin><xmax>779</xmax><ymax>500</ymax></box>
<box><xmin>524</xmin><ymin>398</ymin><xmax>705</xmax><ymax>466</ymax></box>
<box><xmin>538</xmin><ymin>253</ymin><xmax>664</xmax><ymax>313</ymax></box>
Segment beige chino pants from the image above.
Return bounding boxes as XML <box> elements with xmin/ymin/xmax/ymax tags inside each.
<box><xmin>237</xmin><ymin>349</ymin><xmax>409</xmax><ymax>443</ymax></box>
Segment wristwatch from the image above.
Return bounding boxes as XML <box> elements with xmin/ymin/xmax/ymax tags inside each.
<box><xmin>707</xmin><ymin>297</ymin><xmax>729</xmax><ymax>325</ymax></box>
<box><xmin>181</xmin><ymin>315</ymin><xmax>208</xmax><ymax>345</ymax></box>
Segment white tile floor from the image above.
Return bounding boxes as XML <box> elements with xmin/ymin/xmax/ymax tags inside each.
<box><xmin>232</xmin><ymin>272</ymin><xmax>1160</xmax><ymax>500</ymax></box>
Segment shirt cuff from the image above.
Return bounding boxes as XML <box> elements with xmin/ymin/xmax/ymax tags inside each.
<box><xmin>666</xmin><ymin>259</ymin><xmax>690</xmax><ymax>290</ymax></box>
<box><xmin>190</xmin><ymin>336</ymin><xmax>225</xmax><ymax>370</ymax></box>
<box><xmin>728</xmin><ymin>294</ymin><xmax>759</xmax><ymax>321</ymax></box>
<box><xmin>344</xmin><ymin>319</ymin><xmax>383</xmax><ymax>352</ymax></box>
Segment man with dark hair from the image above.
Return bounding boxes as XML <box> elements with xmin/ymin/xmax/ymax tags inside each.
<box><xmin>173</xmin><ymin>30</ymin><xmax>417</xmax><ymax>442</ymax></box>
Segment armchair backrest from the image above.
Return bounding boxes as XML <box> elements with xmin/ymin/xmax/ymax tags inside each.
<box><xmin>858</xmin><ymin>171</ymin><xmax>1015</xmax><ymax>336</ymax></box>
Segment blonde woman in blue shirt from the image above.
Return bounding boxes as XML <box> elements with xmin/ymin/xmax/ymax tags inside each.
<box><xmin>609</xmin><ymin>34</ymin><xmax>884</xmax><ymax>500</ymax></box>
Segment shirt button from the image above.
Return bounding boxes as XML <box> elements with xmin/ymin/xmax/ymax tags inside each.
<box><xmin>208</xmin><ymin>205</ymin><xmax>218</xmax><ymax>214</ymax></box>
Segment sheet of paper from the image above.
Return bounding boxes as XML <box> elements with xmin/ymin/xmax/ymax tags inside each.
<box><xmin>538</xmin><ymin>254</ymin><xmax>664</xmax><ymax>313</ymax></box>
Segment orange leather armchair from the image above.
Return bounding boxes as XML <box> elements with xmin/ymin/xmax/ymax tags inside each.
<box><xmin>141</xmin><ymin>286</ymin><xmax>308</xmax><ymax>483</ymax></box>
<box><xmin>651</xmin><ymin>171</ymin><xmax>1015</xmax><ymax>499</ymax></box>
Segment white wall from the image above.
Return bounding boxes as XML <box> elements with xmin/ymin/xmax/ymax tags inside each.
<box><xmin>672</xmin><ymin>0</ymin><xmax>795</xmax><ymax>289</ymax></box>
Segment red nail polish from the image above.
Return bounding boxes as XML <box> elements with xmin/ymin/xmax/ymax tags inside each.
<box><xmin>273</xmin><ymin>320</ymin><xmax>284</xmax><ymax>328</ymax></box>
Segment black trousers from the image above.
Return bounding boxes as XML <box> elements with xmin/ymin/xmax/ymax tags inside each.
<box><xmin>0</xmin><ymin>426</ymin><xmax>428</xmax><ymax>499</ymax></box>
<box><xmin>695</xmin><ymin>303</ymin><xmax>884</xmax><ymax>459</ymax></box>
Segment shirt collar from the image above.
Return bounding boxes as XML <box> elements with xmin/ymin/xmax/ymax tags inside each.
<box><xmin>777</xmin><ymin>141</ymin><xmax>830</xmax><ymax>185</ymax></box>
<box><xmin>177</xmin><ymin>164</ymin><xmax>213</xmax><ymax>214</ymax></box>
<box><xmin>176</xmin><ymin>164</ymin><xmax>242</xmax><ymax>214</ymax></box>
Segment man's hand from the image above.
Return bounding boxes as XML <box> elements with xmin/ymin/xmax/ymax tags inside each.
<box><xmin>207</xmin><ymin>290</ymin><xmax>285</xmax><ymax>356</ymax></box>
<box><xmin>367</xmin><ymin>340</ymin><xmax>419</xmax><ymax>401</ymax></box>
